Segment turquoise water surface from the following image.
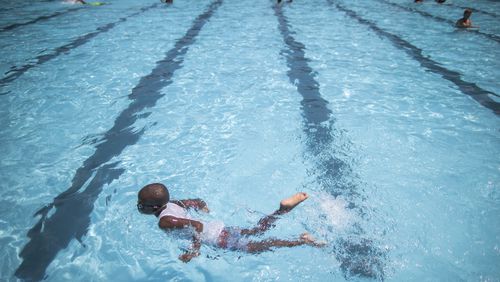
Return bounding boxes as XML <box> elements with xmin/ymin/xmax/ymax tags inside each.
<box><xmin>0</xmin><ymin>0</ymin><xmax>499</xmax><ymax>281</ymax></box>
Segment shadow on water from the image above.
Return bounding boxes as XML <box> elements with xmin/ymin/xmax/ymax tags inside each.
<box><xmin>14</xmin><ymin>0</ymin><xmax>224</xmax><ymax>280</ymax></box>
<box><xmin>274</xmin><ymin>3</ymin><xmax>386</xmax><ymax>280</ymax></box>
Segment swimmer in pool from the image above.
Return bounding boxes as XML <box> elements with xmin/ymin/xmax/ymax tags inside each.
<box><xmin>137</xmin><ymin>183</ymin><xmax>325</xmax><ymax>262</ymax></box>
<box><xmin>455</xmin><ymin>8</ymin><xmax>478</xmax><ymax>28</ymax></box>
<box><xmin>64</xmin><ymin>0</ymin><xmax>86</xmax><ymax>4</ymax></box>
<box><xmin>65</xmin><ymin>0</ymin><xmax>106</xmax><ymax>5</ymax></box>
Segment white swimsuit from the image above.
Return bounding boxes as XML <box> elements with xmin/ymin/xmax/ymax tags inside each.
<box><xmin>159</xmin><ymin>203</ymin><xmax>224</xmax><ymax>246</ymax></box>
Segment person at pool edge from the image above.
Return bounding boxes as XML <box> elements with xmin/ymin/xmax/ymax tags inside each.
<box><xmin>137</xmin><ymin>183</ymin><xmax>325</xmax><ymax>262</ymax></box>
<box><xmin>455</xmin><ymin>8</ymin><xmax>478</xmax><ymax>28</ymax></box>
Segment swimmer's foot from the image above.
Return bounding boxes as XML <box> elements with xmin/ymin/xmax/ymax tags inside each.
<box><xmin>279</xmin><ymin>192</ymin><xmax>308</xmax><ymax>212</ymax></box>
<box><xmin>300</xmin><ymin>233</ymin><xmax>326</xmax><ymax>247</ymax></box>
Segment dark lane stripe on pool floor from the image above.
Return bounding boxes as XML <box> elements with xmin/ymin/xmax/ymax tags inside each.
<box><xmin>329</xmin><ymin>0</ymin><xmax>500</xmax><ymax>116</ymax></box>
<box><xmin>377</xmin><ymin>0</ymin><xmax>500</xmax><ymax>44</ymax></box>
<box><xmin>273</xmin><ymin>3</ymin><xmax>386</xmax><ymax>280</ymax></box>
<box><xmin>0</xmin><ymin>3</ymin><xmax>160</xmax><ymax>92</ymax></box>
<box><xmin>14</xmin><ymin>1</ymin><xmax>223</xmax><ymax>280</ymax></box>
<box><xmin>0</xmin><ymin>7</ymin><xmax>83</xmax><ymax>33</ymax></box>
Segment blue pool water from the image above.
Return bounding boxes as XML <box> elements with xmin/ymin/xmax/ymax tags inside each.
<box><xmin>0</xmin><ymin>0</ymin><xmax>499</xmax><ymax>281</ymax></box>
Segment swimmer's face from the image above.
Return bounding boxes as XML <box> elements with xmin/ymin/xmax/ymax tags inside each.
<box><xmin>137</xmin><ymin>202</ymin><xmax>155</xmax><ymax>214</ymax></box>
<box><xmin>137</xmin><ymin>197</ymin><xmax>163</xmax><ymax>214</ymax></box>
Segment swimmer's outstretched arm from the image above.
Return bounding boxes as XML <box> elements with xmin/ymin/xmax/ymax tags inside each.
<box><xmin>179</xmin><ymin>235</ymin><xmax>201</xmax><ymax>263</ymax></box>
<box><xmin>159</xmin><ymin>215</ymin><xmax>203</xmax><ymax>233</ymax></box>
<box><xmin>171</xmin><ymin>199</ymin><xmax>209</xmax><ymax>212</ymax></box>
<box><xmin>158</xmin><ymin>216</ymin><xmax>203</xmax><ymax>262</ymax></box>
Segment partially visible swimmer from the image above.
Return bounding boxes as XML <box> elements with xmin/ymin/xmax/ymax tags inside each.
<box><xmin>455</xmin><ymin>8</ymin><xmax>478</xmax><ymax>28</ymax></box>
<box><xmin>64</xmin><ymin>0</ymin><xmax>86</xmax><ymax>3</ymax></box>
<box><xmin>137</xmin><ymin>183</ymin><xmax>326</xmax><ymax>262</ymax></box>
<box><xmin>64</xmin><ymin>0</ymin><xmax>105</xmax><ymax>6</ymax></box>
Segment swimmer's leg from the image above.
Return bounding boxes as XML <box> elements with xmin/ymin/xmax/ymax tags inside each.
<box><xmin>246</xmin><ymin>233</ymin><xmax>325</xmax><ymax>253</ymax></box>
<box><xmin>240</xmin><ymin>192</ymin><xmax>308</xmax><ymax>236</ymax></box>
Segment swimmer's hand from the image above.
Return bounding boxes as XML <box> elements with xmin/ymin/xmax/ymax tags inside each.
<box><xmin>179</xmin><ymin>252</ymin><xmax>199</xmax><ymax>263</ymax></box>
<box><xmin>179</xmin><ymin>235</ymin><xmax>201</xmax><ymax>263</ymax></box>
<box><xmin>173</xmin><ymin>199</ymin><xmax>210</xmax><ymax>213</ymax></box>
<box><xmin>193</xmin><ymin>200</ymin><xmax>209</xmax><ymax>213</ymax></box>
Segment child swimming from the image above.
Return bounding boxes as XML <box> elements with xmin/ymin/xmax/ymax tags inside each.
<box><xmin>137</xmin><ymin>183</ymin><xmax>325</xmax><ymax>262</ymax></box>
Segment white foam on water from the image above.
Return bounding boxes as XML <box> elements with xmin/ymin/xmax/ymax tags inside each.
<box><xmin>319</xmin><ymin>192</ymin><xmax>353</xmax><ymax>229</ymax></box>
<box><xmin>303</xmin><ymin>191</ymin><xmax>358</xmax><ymax>243</ymax></box>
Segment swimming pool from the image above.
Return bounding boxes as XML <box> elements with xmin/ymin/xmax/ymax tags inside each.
<box><xmin>0</xmin><ymin>0</ymin><xmax>498</xmax><ymax>280</ymax></box>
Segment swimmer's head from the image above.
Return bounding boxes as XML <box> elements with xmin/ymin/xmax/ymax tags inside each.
<box><xmin>463</xmin><ymin>8</ymin><xmax>472</xmax><ymax>18</ymax></box>
<box><xmin>137</xmin><ymin>183</ymin><xmax>170</xmax><ymax>214</ymax></box>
